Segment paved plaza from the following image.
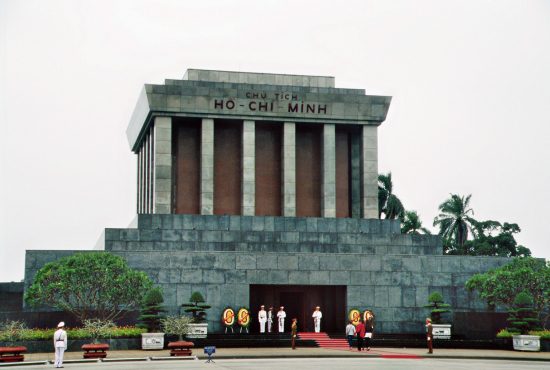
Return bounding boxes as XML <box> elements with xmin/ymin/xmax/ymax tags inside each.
<box><xmin>3</xmin><ymin>357</ymin><xmax>550</xmax><ymax>370</ymax></box>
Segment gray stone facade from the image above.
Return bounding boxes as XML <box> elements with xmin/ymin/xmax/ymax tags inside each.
<box><xmin>24</xmin><ymin>215</ymin><xmax>510</xmax><ymax>335</ymax></box>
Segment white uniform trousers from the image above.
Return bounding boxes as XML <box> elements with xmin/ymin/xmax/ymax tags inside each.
<box><xmin>314</xmin><ymin>319</ymin><xmax>321</xmax><ymax>333</ymax></box>
<box><xmin>259</xmin><ymin>319</ymin><xmax>266</xmax><ymax>333</ymax></box>
<box><xmin>278</xmin><ymin>319</ymin><xmax>285</xmax><ymax>332</ymax></box>
<box><xmin>54</xmin><ymin>347</ymin><xmax>65</xmax><ymax>368</ymax></box>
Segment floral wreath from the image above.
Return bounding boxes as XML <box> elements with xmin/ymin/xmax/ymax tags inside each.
<box><xmin>348</xmin><ymin>308</ymin><xmax>361</xmax><ymax>326</ymax></box>
<box><xmin>237</xmin><ymin>307</ymin><xmax>251</xmax><ymax>328</ymax></box>
<box><xmin>221</xmin><ymin>306</ymin><xmax>235</xmax><ymax>327</ymax></box>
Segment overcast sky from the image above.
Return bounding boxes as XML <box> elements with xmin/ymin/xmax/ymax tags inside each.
<box><xmin>1</xmin><ymin>0</ymin><xmax>549</xmax><ymax>282</ymax></box>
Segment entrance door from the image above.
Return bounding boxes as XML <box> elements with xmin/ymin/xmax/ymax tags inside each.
<box><xmin>280</xmin><ymin>292</ymin><xmax>305</xmax><ymax>332</ymax></box>
<box><xmin>249</xmin><ymin>285</ymin><xmax>347</xmax><ymax>334</ymax></box>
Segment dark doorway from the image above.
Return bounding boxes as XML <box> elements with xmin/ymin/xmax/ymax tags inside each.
<box><xmin>249</xmin><ymin>285</ymin><xmax>346</xmax><ymax>334</ymax></box>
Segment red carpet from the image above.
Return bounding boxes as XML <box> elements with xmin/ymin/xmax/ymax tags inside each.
<box><xmin>298</xmin><ymin>332</ymin><xmax>350</xmax><ymax>350</ymax></box>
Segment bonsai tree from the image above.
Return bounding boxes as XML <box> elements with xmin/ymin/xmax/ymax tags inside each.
<box><xmin>425</xmin><ymin>292</ymin><xmax>451</xmax><ymax>324</ymax></box>
<box><xmin>25</xmin><ymin>252</ymin><xmax>153</xmax><ymax>321</ymax></box>
<box><xmin>181</xmin><ymin>292</ymin><xmax>211</xmax><ymax>323</ymax></box>
<box><xmin>507</xmin><ymin>291</ymin><xmax>541</xmax><ymax>335</ymax></box>
<box><xmin>137</xmin><ymin>287</ymin><xmax>166</xmax><ymax>332</ymax></box>
<box><xmin>83</xmin><ymin>319</ymin><xmax>114</xmax><ymax>344</ymax></box>
<box><xmin>161</xmin><ymin>315</ymin><xmax>193</xmax><ymax>341</ymax></box>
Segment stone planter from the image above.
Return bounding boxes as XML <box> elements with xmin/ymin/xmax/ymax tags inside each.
<box><xmin>513</xmin><ymin>335</ymin><xmax>540</xmax><ymax>351</ymax></box>
<box><xmin>141</xmin><ymin>333</ymin><xmax>165</xmax><ymax>350</ymax></box>
<box><xmin>187</xmin><ymin>323</ymin><xmax>208</xmax><ymax>338</ymax></box>
<box><xmin>432</xmin><ymin>324</ymin><xmax>452</xmax><ymax>339</ymax></box>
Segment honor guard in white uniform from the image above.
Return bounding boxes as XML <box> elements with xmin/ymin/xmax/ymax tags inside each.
<box><xmin>53</xmin><ymin>321</ymin><xmax>67</xmax><ymax>368</ymax></box>
<box><xmin>267</xmin><ymin>306</ymin><xmax>274</xmax><ymax>333</ymax></box>
<box><xmin>258</xmin><ymin>305</ymin><xmax>267</xmax><ymax>333</ymax></box>
<box><xmin>312</xmin><ymin>306</ymin><xmax>323</xmax><ymax>333</ymax></box>
<box><xmin>277</xmin><ymin>306</ymin><xmax>286</xmax><ymax>333</ymax></box>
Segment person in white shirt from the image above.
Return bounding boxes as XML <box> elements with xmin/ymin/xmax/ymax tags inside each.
<box><xmin>312</xmin><ymin>306</ymin><xmax>323</xmax><ymax>333</ymax></box>
<box><xmin>258</xmin><ymin>305</ymin><xmax>267</xmax><ymax>333</ymax></box>
<box><xmin>53</xmin><ymin>321</ymin><xmax>67</xmax><ymax>368</ymax></box>
<box><xmin>345</xmin><ymin>320</ymin><xmax>356</xmax><ymax>350</ymax></box>
<box><xmin>277</xmin><ymin>306</ymin><xmax>286</xmax><ymax>333</ymax></box>
<box><xmin>267</xmin><ymin>306</ymin><xmax>274</xmax><ymax>333</ymax></box>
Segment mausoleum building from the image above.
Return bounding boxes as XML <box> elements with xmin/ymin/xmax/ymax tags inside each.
<box><xmin>24</xmin><ymin>70</ymin><xmax>510</xmax><ymax>336</ymax></box>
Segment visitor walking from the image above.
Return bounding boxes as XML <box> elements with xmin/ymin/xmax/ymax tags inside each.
<box><xmin>291</xmin><ymin>318</ymin><xmax>298</xmax><ymax>350</ymax></box>
<box><xmin>345</xmin><ymin>320</ymin><xmax>356</xmax><ymax>350</ymax></box>
<box><xmin>426</xmin><ymin>318</ymin><xmax>433</xmax><ymax>354</ymax></box>
<box><xmin>355</xmin><ymin>319</ymin><xmax>366</xmax><ymax>351</ymax></box>
<box><xmin>364</xmin><ymin>311</ymin><xmax>374</xmax><ymax>351</ymax></box>
<box><xmin>53</xmin><ymin>321</ymin><xmax>67</xmax><ymax>368</ymax></box>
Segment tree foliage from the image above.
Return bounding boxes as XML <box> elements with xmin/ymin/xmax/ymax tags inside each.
<box><xmin>137</xmin><ymin>287</ymin><xmax>166</xmax><ymax>332</ymax></box>
<box><xmin>433</xmin><ymin>194</ymin><xmax>477</xmax><ymax>254</ymax></box>
<box><xmin>424</xmin><ymin>292</ymin><xmax>451</xmax><ymax>324</ymax></box>
<box><xmin>161</xmin><ymin>315</ymin><xmax>193</xmax><ymax>341</ymax></box>
<box><xmin>463</xmin><ymin>221</ymin><xmax>531</xmax><ymax>257</ymax></box>
<box><xmin>25</xmin><ymin>252</ymin><xmax>153</xmax><ymax>322</ymax></box>
<box><xmin>181</xmin><ymin>291</ymin><xmax>211</xmax><ymax>323</ymax></box>
<box><xmin>401</xmin><ymin>210</ymin><xmax>431</xmax><ymax>235</ymax></box>
<box><xmin>378</xmin><ymin>173</ymin><xmax>405</xmax><ymax>221</ymax></box>
<box><xmin>466</xmin><ymin>257</ymin><xmax>550</xmax><ymax>329</ymax></box>
<box><xmin>507</xmin><ymin>291</ymin><xmax>541</xmax><ymax>334</ymax></box>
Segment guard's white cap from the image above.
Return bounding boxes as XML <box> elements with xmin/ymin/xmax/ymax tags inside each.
<box><xmin>57</xmin><ymin>322</ymin><xmax>65</xmax><ymax>328</ymax></box>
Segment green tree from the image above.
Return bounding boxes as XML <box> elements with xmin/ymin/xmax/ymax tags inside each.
<box><xmin>466</xmin><ymin>257</ymin><xmax>550</xmax><ymax>329</ymax></box>
<box><xmin>181</xmin><ymin>292</ymin><xmax>211</xmax><ymax>323</ymax></box>
<box><xmin>433</xmin><ymin>194</ymin><xmax>477</xmax><ymax>254</ymax></box>
<box><xmin>424</xmin><ymin>292</ymin><xmax>451</xmax><ymax>324</ymax></box>
<box><xmin>378</xmin><ymin>172</ymin><xmax>405</xmax><ymax>220</ymax></box>
<box><xmin>464</xmin><ymin>221</ymin><xmax>531</xmax><ymax>257</ymax></box>
<box><xmin>137</xmin><ymin>287</ymin><xmax>166</xmax><ymax>332</ymax></box>
<box><xmin>507</xmin><ymin>291</ymin><xmax>541</xmax><ymax>334</ymax></box>
<box><xmin>401</xmin><ymin>210</ymin><xmax>431</xmax><ymax>235</ymax></box>
<box><xmin>25</xmin><ymin>252</ymin><xmax>153</xmax><ymax>322</ymax></box>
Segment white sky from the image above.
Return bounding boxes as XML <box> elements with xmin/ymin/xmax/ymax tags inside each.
<box><xmin>1</xmin><ymin>0</ymin><xmax>549</xmax><ymax>282</ymax></box>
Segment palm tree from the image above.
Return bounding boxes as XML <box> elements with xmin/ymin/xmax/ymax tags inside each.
<box><xmin>433</xmin><ymin>194</ymin><xmax>477</xmax><ymax>254</ymax></box>
<box><xmin>401</xmin><ymin>211</ymin><xmax>431</xmax><ymax>235</ymax></box>
<box><xmin>378</xmin><ymin>173</ymin><xmax>405</xmax><ymax>220</ymax></box>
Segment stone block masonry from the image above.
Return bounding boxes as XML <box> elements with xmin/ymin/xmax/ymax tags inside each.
<box><xmin>24</xmin><ymin>215</ymin><xmax>510</xmax><ymax>335</ymax></box>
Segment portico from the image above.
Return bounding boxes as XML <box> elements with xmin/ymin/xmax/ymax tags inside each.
<box><xmin>129</xmin><ymin>69</ymin><xmax>390</xmax><ymax>219</ymax></box>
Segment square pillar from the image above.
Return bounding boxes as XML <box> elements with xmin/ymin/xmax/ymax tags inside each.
<box><xmin>153</xmin><ymin>116</ymin><xmax>172</xmax><ymax>214</ymax></box>
<box><xmin>201</xmin><ymin>118</ymin><xmax>214</xmax><ymax>215</ymax></box>
<box><xmin>350</xmin><ymin>132</ymin><xmax>362</xmax><ymax>218</ymax></box>
<box><xmin>362</xmin><ymin>125</ymin><xmax>379</xmax><ymax>218</ymax></box>
<box><xmin>242</xmin><ymin>120</ymin><xmax>255</xmax><ymax>216</ymax></box>
<box><xmin>282</xmin><ymin>122</ymin><xmax>296</xmax><ymax>217</ymax></box>
<box><xmin>322</xmin><ymin>124</ymin><xmax>336</xmax><ymax>217</ymax></box>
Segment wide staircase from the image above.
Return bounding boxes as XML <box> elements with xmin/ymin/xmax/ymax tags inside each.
<box><xmin>298</xmin><ymin>332</ymin><xmax>349</xmax><ymax>350</ymax></box>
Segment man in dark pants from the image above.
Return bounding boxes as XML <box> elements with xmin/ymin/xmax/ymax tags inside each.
<box><xmin>355</xmin><ymin>319</ymin><xmax>366</xmax><ymax>351</ymax></box>
<box><xmin>426</xmin><ymin>318</ymin><xmax>433</xmax><ymax>354</ymax></box>
<box><xmin>291</xmin><ymin>318</ymin><xmax>298</xmax><ymax>350</ymax></box>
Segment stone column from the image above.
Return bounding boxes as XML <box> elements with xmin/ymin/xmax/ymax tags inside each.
<box><xmin>242</xmin><ymin>120</ymin><xmax>255</xmax><ymax>215</ymax></box>
<box><xmin>350</xmin><ymin>133</ymin><xmax>362</xmax><ymax>218</ymax></box>
<box><xmin>362</xmin><ymin>125</ymin><xmax>379</xmax><ymax>218</ymax></box>
<box><xmin>322</xmin><ymin>124</ymin><xmax>336</xmax><ymax>217</ymax></box>
<box><xmin>153</xmin><ymin>116</ymin><xmax>172</xmax><ymax>214</ymax></box>
<box><xmin>201</xmin><ymin>118</ymin><xmax>214</xmax><ymax>215</ymax></box>
<box><xmin>282</xmin><ymin>122</ymin><xmax>296</xmax><ymax>217</ymax></box>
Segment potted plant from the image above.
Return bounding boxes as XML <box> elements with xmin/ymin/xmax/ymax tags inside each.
<box><xmin>181</xmin><ymin>292</ymin><xmax>211</xmax><ymax>338</ymax></box>
<box><xmin>425</xmin><ymin>292</ymin><xmax>452</xmax><ymax>339</ymax></box>
<box><xmin>161</xmin><ymin>315</ymin><xmax>194</xmax><ymax>356</ymax></box>
<box><xmin>81</xmin><ymin>319</ymin><xmax>113</xmax><ymax>358</ymax></box>
<box><xmin>137</xmin><ymin>287</ymin><xmax>166</xmax><ymax>350</ymax></box>
<box><xmin>508</xmin><ymin>291</ymin><xmax>541</xmax><ymax>351</ymax></box>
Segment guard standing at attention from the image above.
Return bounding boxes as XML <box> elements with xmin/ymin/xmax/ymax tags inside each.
<box><xmin>277</xmin><ymin>306</ymin><xmax>286</xmax><ymax>333</ymax></box>
<box><xmin>258</xmin><ymin>305</ymin><xmax>267</xmax><ymax>333</ymax></box>
<box><xmin>426</xmin><ymin>318</ymin><xmax>433</xmax><ymax>354</ymax></box>
<box><xmin>53</xmin><ymin>321</ymin><xmax>67</xmax><ymax>368</ymax></box>
<box><xmin>291</xmin><ymin>318</ymin><xmax>298</xmax><ymax>350</ymax></box>
<box><xmin>267</xmin><ymin>306</ymin><xmax>274</xmax><ymax>333</ymax></box>
<box><xmin>312</xmin><ymin>306</ymin><xmax>323</xmax><ymax>333</ymax></box>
